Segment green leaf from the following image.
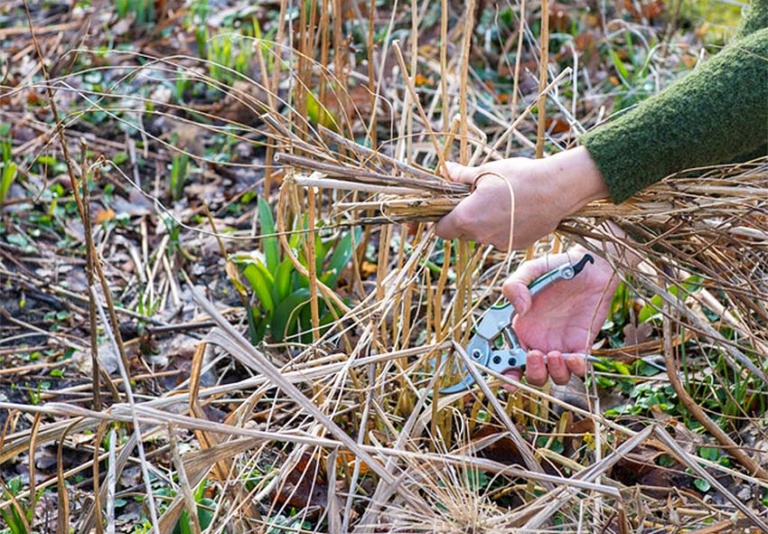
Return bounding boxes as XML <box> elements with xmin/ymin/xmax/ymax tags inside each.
<box><xmin>306</xmin><ymin>90</ymin><xmax>339</xmax><ymax>130</ymax></box>
<box><xmin>193</xmin><ymin>481</ymin><xmax>206</xmax><ymax>502</ymax></box>
<box><xmin>257</xmin><ymin>197</ymin><xmax>279</xmax><ymax>273</ymax></box>
<box><xmin>536</xmin><ymin>436</ymin><xmax>564</xmax><ymax>455</ymax></box>
<box><xmin>613</xmin><ymin>361</ymin><xmax>631</xmax><ymax>376</ymax></box>
<box><xmin>698</xmin><ymin>446</ymin><xmax>720</xmax><ymax>462</ymax></box>
<box><xmin>322</xmin><ymin>228</ymin><xmax>360</xmax><ymax>287</ymax></box>
<box><xmin>288</xmin><ymin>223</ymin><xmax>302</xmax><ymax>251</ymax></box>
<box><xmin>170</xmin><ymin>153</ymin><xmax>189</xmax><ymax>201</ymax></box>
<box><xmin>271</xmin><ymin>288</ymin><xmax>310</xmax><ymax>341</ymax></box>
<box><xmin>0</xmin><ymin>162</ymin><xmax>17</xmax><ymax>203</ymax></box>
<box><xmin>112</xmin><ymin>152</ymin><xmax>129</xmax><ymax>165</ymax></box>
<box><xmin>6</xmin><ymin>233</ymin><xmax>28</xmax><ymax>248</ymax></box>
<box><xmin>198</xmin><ymin>498</ymin><xmax>216</xmax><ymax>529</ymax></box>
<box><xmin>693</xmin><ymin>478</ymin><xmax>711</xmax><ymax>493</ymax></box>
<box><xmin>314</xmin><ymin>233</ymin><xmax>328</xmax><ymax>273</ymax></box>
<box><xmin>639</xmin><ymin>276</ymin><xmax>702</xmax><ymax>323</ymax></box>
<box><xmin>246</xmin><ymin>305</ymin><xmax>266</xmax><ymax>344</ymax></box>
<box><xmin>242</xmin><ymin>263</ymin><xmax>275</xmax><ymax>313</ymax></box>
<box><xmin>609</xmin><ymin>49</ymin><xmax>631</xmax><ymax>84</ymax></box>
<box><xmin>36</xmin><ymin>155</ymin><xmax>57</xmax><ymax>166</ymax></box>
<box><xmin>177</xmin><ymin>510</ymin><xmax>192</xmax><ymax>534</ymax></box>
<box><xmin>0</xmin><ymin>505</ymin><xmax>25</xmax><ymax>534</ymax></box>
<box><xmin>460</xmin><ymin>468</ymin><xmax>489</xmax><ymax>492</ymax></box>
<box><xmin>273</xmin><ymin>258</ymin><xmax>295</xmax><ymax>303</ymax></box>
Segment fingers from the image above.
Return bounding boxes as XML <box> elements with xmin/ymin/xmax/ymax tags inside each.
<box><xmin>501</xmin><ymin>368</ymin><xmax>523</xmax><ymax>392</ymax></box>
<box><xmin>433</xmin><ymin>162</ymin><xmax>483</xmax><ymax>240</ymax></box>
<box><xmin>564</xmin><ymin>353</ymin><xmax>588</xmax><ymax>377</ymax></box>
<box><xmin>525</xmin><ymin>351</ymin><xmax>549</xmax><ymax>386</ymax></box>
<box><xmin>545</xmin><ymin>352</ymin><xmax>571</xmax><ymax>385</ymax></box>
<box><xmin>524</xmin><ymin>351</ymin><xmax>589</xmax><ymax>387</ymax></box>
<box><xmin>441</xmin><ymin>161</ymin><xmax>479</xmax><ymax>185</ymax></box>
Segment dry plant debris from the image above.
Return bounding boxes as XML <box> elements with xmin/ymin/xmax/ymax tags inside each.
<box><xmin>1</xmin><ymin>0</ymin><xmax>766</xmax><ymax>532</ymax></box>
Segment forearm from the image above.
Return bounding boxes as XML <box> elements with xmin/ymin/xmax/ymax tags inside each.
<box><xmin>540</xmin><ymin>146</ymin><xmax>610</xmax><ymax>216</ymax></box>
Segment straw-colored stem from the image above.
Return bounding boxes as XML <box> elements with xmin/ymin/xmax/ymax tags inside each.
<box><xmin>535</xmin><ymin>0</ymin><xmax>550</xmax><ymax>159</ymax></box>
<box><xmin>308</xmin><ymin>186</ymin><xmax>320</xmax><ymax>341</ymax></box>
<box><xmin>440</xmin><ymin>0</ymin><xmax>449</xmax><ymax>135</ymax></box>
<box><xmin>392</xmin><ymin>40</ymin><xmax>448</xmax><ymax>176</ymax></box>
<box><xmin>458</xmin><ymin>0</ymin><xmax>475</xmax><ymax>164</ymax></box>
<box><xmin>510</xmin><ymin>0</ymin><xmax>527</xmax><ymax>122</ymax></box>
<box><xmin>662</xmin><ymin>294</ymin><xmax>768</xmax><ymax>479</ymax></box>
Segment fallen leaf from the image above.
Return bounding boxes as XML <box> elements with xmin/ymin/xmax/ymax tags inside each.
<box><xmin>272</xmin><ymin>453</ymin><xmax>330</xmax><ymax>514</ymax></box>
<box><xmin>94</xmin><ymin>208</ymin><xmax>115</xmax><ymax>224</ymax></box>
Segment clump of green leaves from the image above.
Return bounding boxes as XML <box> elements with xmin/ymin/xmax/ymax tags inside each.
<box><xmin>230</xmin><ymin>197</ymin><xmax>360</xmax><ymax>344</ymax></box>
<box><xmin>0</xmin><ymin>124</ymin><xmax>17</xmax><ymax>205</ymax></box>
<box><xmin>174</xmin><ymin>482</ymin><xmax>215</xmax><ymax>534</ymax></box>
<box><xmin>114</xmin><ymin>0</ymin><xmax>154</xmax><ymax>26</ymax></box>
<box><xmin>604</xmin><ymin>30</ymin><xmax>658</xmax><ymax>111</ymax></box>
<box><xmin>207</xmin><ymin>32</ymin><xmax>254</xmax><ymax>86</ymax></box>
<box><xmin>169</xmin><ymin>153</ymin><xmax>190</xmax><ymax>201</ymax></box>
<box><xmin>1</xmin><ymin>476</ymin><xmax>38</xmax><ymax>534</ymax></box>
<box><xmin>136</xmin><ymin>481</ymin><xmax>214</xmax><ymax>534</ymax></box>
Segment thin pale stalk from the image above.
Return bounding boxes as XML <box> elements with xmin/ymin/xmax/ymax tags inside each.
<box><xmin>276</xmin><ymin>152</ymin><xmax>468</xmax><ymax>193</ymax></box>
<box><xmin>458</xmin><ymin>0</ymin><xmax>475</xmax><ymax>164</ymax></box>
<box><xmin>308</xmin><ymin>186</ymin><xmax>321</xmax><ymax>341</ymax></box>
<box><xmin>662</xmin><ymin>294</ymin><xmax>768</xmax><ymax>479</ymax></box>
<box><xmin>535</xmin><ymin>0</ymin><xmax>550</xmax><ymax>158</ymax></box>
<box><xmin>510</xmin><ymin>0</ymin><xmax>527</xmax><ymax>123</ymax></box>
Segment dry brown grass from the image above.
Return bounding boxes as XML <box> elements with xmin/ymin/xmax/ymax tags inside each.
<box><xmin>1</xmin><ymin>0</ymin><xmax>767</xmax><ymax>532</ymax></box>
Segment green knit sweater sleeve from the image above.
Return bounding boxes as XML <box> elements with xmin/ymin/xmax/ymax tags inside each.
<box><xmin>738</xmin><ymin>0</ymin><xmax>768</xmax><ymax>37</ymax></box>
<box><xmin>581</xmin><ymin>6</ymin><xmax>768</xmax><ymax>204</ymax></box>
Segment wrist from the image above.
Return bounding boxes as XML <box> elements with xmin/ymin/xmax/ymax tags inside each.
<box><xmin>592</xmin><ymin>222</ymin><xmax>645</xmax><ymax>269</ymax></box>
<box><xmin>544</xmin><ymin>147</ymin><xmax>609</xmax><ymax>216</ymax></box>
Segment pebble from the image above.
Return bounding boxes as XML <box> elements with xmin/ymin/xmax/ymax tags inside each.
<box><xmin>736</xmin><ymin>486</ymin><xmax>752</xmax><ymax>501</ymax></box>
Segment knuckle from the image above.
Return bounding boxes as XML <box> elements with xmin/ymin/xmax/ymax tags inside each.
<box><xmin>451</xmin><ymin>209</ymin><xmax>474</xmax><ymax>230</ymax></box>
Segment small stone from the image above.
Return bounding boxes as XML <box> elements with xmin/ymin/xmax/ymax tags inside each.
<box><xmin>736</xmin><ymin>486</ymin><xmax>752</xmax><ymax>501</ymax></box>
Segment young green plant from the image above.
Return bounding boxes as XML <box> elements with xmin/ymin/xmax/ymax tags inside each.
<box><xmin>0</xmin><ymin>124</ymin><xmax>17</xmax><ymax>204</ymax></box>
<box><xmin>230</xmin><ymin>196</ymin><xmax>360</xmax><ymax>344</ymax></box>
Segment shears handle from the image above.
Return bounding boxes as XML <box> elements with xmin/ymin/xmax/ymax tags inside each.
<box><xmin>483</xmin><ymin>253</ymin><xmax>595</xmax><ymax>331</ymax></box>
<box><xmin>439</xmin><ymin>253</ymin><xmax>595</xmax><ymax>393</ymax></box>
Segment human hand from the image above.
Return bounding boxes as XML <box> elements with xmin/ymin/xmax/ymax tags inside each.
<box><xmin>434</xmin><ymin>147</ymin><xmax>609</xmax><ymax>250</ymax></box>
<box><xmin>501</xmin><ymin>247</ymin><xmax>619</xmax><ymax>387</ymax></box>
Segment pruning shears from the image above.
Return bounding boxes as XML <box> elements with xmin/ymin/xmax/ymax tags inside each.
<box><xmin>441</xmin><ymin>253</ymin><xmax>599</xmax><ymax>394</ymax></box>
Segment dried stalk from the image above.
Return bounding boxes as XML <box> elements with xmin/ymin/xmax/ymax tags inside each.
<box><xmin>276</xmin><ymin>152</ymin><xmax>467</xmax><ymax>194</ymax></box>
<box><xmin>662</xmin><ymin>294</ymin><xmax>768</xmax><ymax>479</ymax></box>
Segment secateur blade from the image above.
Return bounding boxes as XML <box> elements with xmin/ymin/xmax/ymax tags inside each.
<box><xmin>433</xmin><ymin>332</ymin><xmax>492</xmax><ymax>394</ymax></box>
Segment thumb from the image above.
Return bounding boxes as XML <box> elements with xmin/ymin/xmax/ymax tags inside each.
<box><xmin>442</xmin><ymin>162</ymin><xmax>479</xmax><ymax>185</ymax></box>
<box><xmin>502</xmin><ymin>279</ymin><xmax>532</xmax><ymax>316</ymax></box>
<box><xmin>502</xmin><ymin>256</ymin><xmax>568</xmax><ymax>315</ymax></box>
